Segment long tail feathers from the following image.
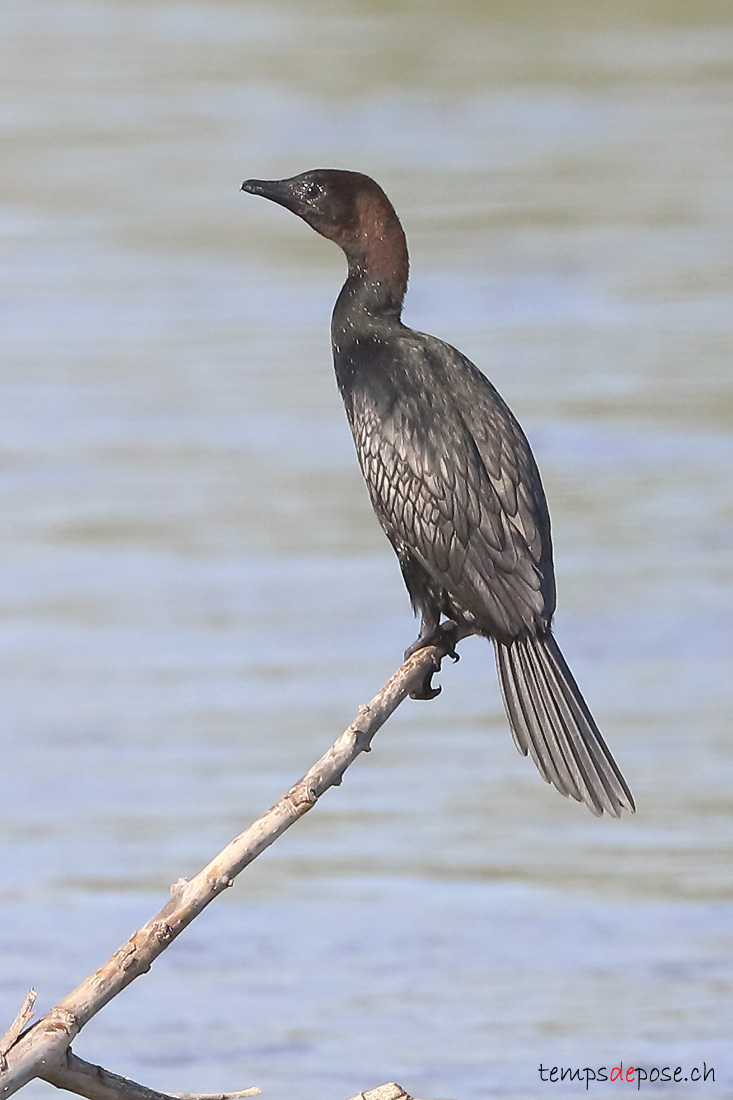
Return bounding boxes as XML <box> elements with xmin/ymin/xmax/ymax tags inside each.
<box><xmin>494</xmin><ymin>633</ymin><xmax>635</xmax><ymax>817</ymax></box>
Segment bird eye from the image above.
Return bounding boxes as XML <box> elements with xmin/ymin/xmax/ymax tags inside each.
<box><xmin>300</xmin><ymin>179</ymin><xmax>320</xmax><ymax>202</ymax></box>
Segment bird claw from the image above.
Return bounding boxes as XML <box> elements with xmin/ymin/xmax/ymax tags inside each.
<box><xmin>404</xmin><ymin>619</ymin><xmax>459</xmax><ymax>662</ymax></box>
<box><xmin>410</xmin><ymin>669</ymin><xmax>442</xmax><ymax>701</ymax></box>
<box><xmin>405</xmin><ymin>620</ymin><xmax>460</xmax><ymax>700</ymax></box>
<box><xmin>445</xmin><ymin>633</ymin><xmax>460</xmax><ymax>663</ymax></box>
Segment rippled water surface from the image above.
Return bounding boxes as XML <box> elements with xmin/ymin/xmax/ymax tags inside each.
<box><xmin>1</xmin><ymin>3</ymin><xmax>732</xmax><ymax>1098</ymax></box>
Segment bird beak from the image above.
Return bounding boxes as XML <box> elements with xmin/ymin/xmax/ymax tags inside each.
<box><xmin>241</xmin><ymin>178</ymin><xmax>300</xmax><ymax>214</ymax></box>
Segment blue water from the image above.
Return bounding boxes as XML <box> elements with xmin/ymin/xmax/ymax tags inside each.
<box><xmin>1</xmin><ymin>3</ymin><xmax>732</xmax><ymax>1098</ymax></box>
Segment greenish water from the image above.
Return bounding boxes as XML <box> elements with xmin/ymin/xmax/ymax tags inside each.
<box><xmin>1</xmin><ymin>3</ymin><xmax>732</xmax><ymax>1098</ymax></box>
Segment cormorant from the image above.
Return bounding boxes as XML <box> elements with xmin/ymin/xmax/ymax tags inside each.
<box><xmin>242</xmin><ymin>169</ymin><xmax>634</xmax><ymax>818</ymax></box>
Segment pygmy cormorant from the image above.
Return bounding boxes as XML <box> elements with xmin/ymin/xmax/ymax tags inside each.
<box><xmin>241</xmin><ymin>169</ymin><xmax>634</xmax><ymax>818</ymax></box>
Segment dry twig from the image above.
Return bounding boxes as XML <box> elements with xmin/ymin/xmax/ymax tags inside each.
<box><xmin>0</xmin><ymin>638</ymin><xmax>461</xmax><ymax>1100</ymax></box>
<box><xmin>0</xmin><ymin>992</ymin><xmax>36</xmax><ymax>1073</ymax></box>
<box><xmin>40</xmin><ymin>1053</ymin><xmax>260</xmax><ymax>1100</ymax></box>
<box><xmin>346</xmin><ymin>1083</ymin><xmax>455</xmax><ymax>1100</ymax></box>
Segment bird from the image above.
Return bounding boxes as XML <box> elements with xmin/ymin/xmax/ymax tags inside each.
<box><xmin>241</xmin><ymin>168</ymin><xmax>634</xmax><ymax>818</ymax></box>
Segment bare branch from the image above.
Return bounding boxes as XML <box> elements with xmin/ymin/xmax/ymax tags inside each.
<box><xmin>0</xmin><ymin>638</ymin><xmax>461</xmax><ymax>1099</ymax></box>
<box><xmin>0</xmin><ymin>993</ymin><xmax>37</xmax><ymax>1072</ymax></box>
<box><xmin>346</xmin><ymin>1085</ymin><xmax>456</xmax><ymax>1100</ymax></box>
<box><xmin>169</xmin><ymin>1091</ymin><xmax>260</xmax><ymax>1098</ymax></box>
<box><xmin>40</xmin><ymin>1053</ymin><xmax>259</xmax><ymax>1100</ymax></box>
<box><xmin>347</xmin><ymin>1087</ymin><xmax>411</xmax><ymax>1100</ymax></box>
<box><xmin>170</xmin><ymin>1092</ymin><xmax>260</xmax><ymax>1098</ymax></box>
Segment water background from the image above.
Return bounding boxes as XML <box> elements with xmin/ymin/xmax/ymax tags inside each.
<box><xmin>1</xmin><ymin>2</ymin><xmax>732</xmax><ymax>1098</ymax></box>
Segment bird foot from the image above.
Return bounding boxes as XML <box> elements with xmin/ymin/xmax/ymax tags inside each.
<box><xmin>404</xmin><ymin>619</ymin><xmax>460</xmax><ymax>661</ymax></box>
<box><xmin>405</xmin><ymin>620</ymin><xmax>460</xmax><ymax>700</ymax></box>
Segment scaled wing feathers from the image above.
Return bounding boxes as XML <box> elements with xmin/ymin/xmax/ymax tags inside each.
<box><xmin>348</xmin><ymin>333</ymin><xmax>554</xmax><ymax>640</ymax></box>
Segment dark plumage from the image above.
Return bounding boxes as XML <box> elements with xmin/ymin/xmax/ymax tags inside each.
<box><xmin>242</xmin><ymin>168</ymin><xmax>634</xmax><ymax>818</ymax></box>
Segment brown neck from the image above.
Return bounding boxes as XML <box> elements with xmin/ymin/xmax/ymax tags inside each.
<box><xmin>339</xmin><ymin>190</ymin><xmax>409</xmax><ymax>316</ymax></box>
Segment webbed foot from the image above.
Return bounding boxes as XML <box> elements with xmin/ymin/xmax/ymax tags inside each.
<box><xmin>405</xmin><ymin>620</ymin><xmax>460</xmax><ymax>700</ymax></box>
<box><xmin>404</xmin><ymin>619</ymin><xmax>460</xmax><ymax>661</ymax></box>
